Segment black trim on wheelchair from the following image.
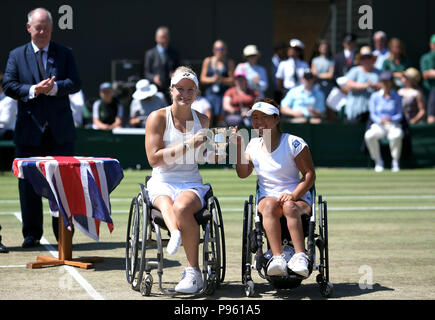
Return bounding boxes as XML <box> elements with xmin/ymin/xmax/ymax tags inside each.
<box><xmin>241</xmin><ymin>185</ymin><xmax>333</xmax><ymax>298</ymax></box>
<box><xmin>125</xmin><ymin>176</ymin><xmax>226</xmax><ymax>296</ymax></box>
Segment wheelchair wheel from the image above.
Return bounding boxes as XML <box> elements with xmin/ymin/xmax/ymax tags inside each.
<box><xmin>131</xmin><ymin>192</ymin><xmax>149</xmax><ymax>291</ymax></box>
<box><xmin>125</xmin><ymin>196</ymin><xmax>140</xmax><ymax>285</ymax></box>
<box><xmin>202</xmin><ymin>199</ymin><xmax>224</xmax><ymax>295</ymax></box>
<box><xmin>316</xmin><ymin>196</ymin><xmax>333</xmax><ymax>298</ymax></box>
<box><xmin>211</xmin><ymin>196</ymin><xmax>226</xmax><ymax>284</ymax></box>
<box><xmin>242</xmin><ymin>195</ymin><xmax>255</xmax><ymax>297</ymax></box>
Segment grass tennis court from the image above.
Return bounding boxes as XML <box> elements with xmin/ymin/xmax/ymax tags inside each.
<box><xmin>1</xmin><ymin>167</ymin><xmax>435</xmax><ymax>300</ymax></box>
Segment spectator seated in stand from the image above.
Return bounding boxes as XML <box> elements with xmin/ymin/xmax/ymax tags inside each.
<box><xmin>276</xmin><ymin>39</ymin><xmax>309</xmax><ymax>98</ymax></box>
<box><xmin>372</xmin><ymin>31</ymin><xmax>390</xmax><ymax>71</ymax></box>
<box><xmin>420</xmin><ymin>34</ymin><xmax>435</xmax><ymax>124</ymax></box>
<box><xmin>311</xmin><ymin>39</ymin><xmax>334</xmax><ymax>98</ymax></box>
<box><xmin>235</xmin><ymin>45</ymin><xmax>269</xmax><ymax>98</ymax></box>
<box><xmin>222</xmin><ymin>69</ymin><xmax>258</xmax><ymax>128</ymax></box>
<box><xmin>344</xmin><ymin>46</ymin><xmax>381</xmax><ymax>123</ymax></box>
<box><xmin>382</xmin><ymin>38</ymin><xmax>411</xmax><ymax>89</ymax></box>
<box><xmin>129</xmin><ymin>79</ymin><xmax>167</xmax><ymax>128</ymax></box>
<box><xmin>68</xmin><ymin>89</ymin><xmax>86</xmax><ymax>128</ymax></box>
<box><xmin>0</xmin><ymin>73</ymin><xmax>17</xmax><ymax>140</ymax></box>
<box><xmin>364</xmin><ymin>71</ymin><xmax>404</xmax><ymax>172</ymax></box>
<box><xmin>191</xmin><ymin>95</ymin><xmax>212</xmax><ymax>120</ymax></box>
<box><xmin>398</xmin><ymin>68</ymin><xmax>426</xmax><ymax>124</ymax></box>
<box><xmin>280</xmin><ymin>68</ymin><xmax>325</xmax><ymax>124</ymax></box>
<box><xmin>92</xmin><ymin>82</ymin><xmax>124</xmax><ymax>130</ymax></box>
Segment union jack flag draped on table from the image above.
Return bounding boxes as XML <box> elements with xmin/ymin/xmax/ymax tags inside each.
<box><xmin>13</xmin><ymin>156</ymin><xmax>124</xmax><ymax>241</ymax></box>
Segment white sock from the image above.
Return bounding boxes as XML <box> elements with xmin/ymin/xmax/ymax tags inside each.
<box><xmin>167</xmin><ymin>230</ymin><xmax>181</xmax><ymax>255</ymax></box>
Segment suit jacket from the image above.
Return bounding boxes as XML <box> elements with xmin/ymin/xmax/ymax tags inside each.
<box><xmin>144</xmin><ymin>46</ymin><xmax>180</xmax><ymax>90</ymax></box>
<box><xmin>333</xmin><ymin>51</ymin><xmax>357</xmax><ymax>81</ymax></box>
<box><xmin>2</xmin><ymin>41</ymin><xmax>81</xmax><ymax>146</ymax></box>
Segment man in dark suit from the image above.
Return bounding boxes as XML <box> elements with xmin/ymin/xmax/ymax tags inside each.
<box><xmin>333</xmin><ymin>33</ymin><xmax>358</xmax><ymax>82</ymax></box>
<box><xmin>144</xmin><ymin>26</ymin><xmax>180</xmax><ymax>102</ymax></box>
<box><xmin>2</xmin><ymin>8</ymin><xmax>81</xmax><ymax>248</ymax></box>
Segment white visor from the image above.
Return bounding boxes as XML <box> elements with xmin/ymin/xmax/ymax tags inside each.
<box><xmin>247</xmin><ymin>102</ymin><xmax>280</xmax><ymax>116</ymax></box>
<box><xmin>170</xmin><ymin>72</ymin><xmax>199</xmax><ymax>88</ymax></box>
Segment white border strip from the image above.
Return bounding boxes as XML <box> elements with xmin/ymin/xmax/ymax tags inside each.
<box><xmin>12</xmin><ymin>212</ymin><xmax>104</xmax><ymax>300</ymax></box>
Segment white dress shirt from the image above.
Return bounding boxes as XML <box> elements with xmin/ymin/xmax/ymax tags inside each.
<box><xmin>29</xmin><ymin>41</ymin><xmax>58</xmax><ymax>99</ymax></box>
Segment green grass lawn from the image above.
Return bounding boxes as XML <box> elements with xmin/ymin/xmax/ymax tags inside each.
<box><xmin>1</xmin><ymin>168</ymin><xmax>435</xmax><ymax>300</ymax></box>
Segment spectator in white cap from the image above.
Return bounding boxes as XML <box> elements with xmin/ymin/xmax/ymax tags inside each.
<box><xmin>232</xmin><ymin>97</ymin><xmax>316</xmax><ymax>278</ymax></box>
<box><xmin>234</xmin><ymin>44</ymin><xmax>269</xmax><ymax>97</ymax></box>
<box><xmin>145</xmin><ymin>66</ymin><xmax>211</xmax><ymax>294</ymax></box>
<box><xmin>129</xmin><ymin>79</ymin><xmax>167</xmax><ymax>128</ymax></box>
<box><xmin>275</xmin><ymin>38</ymin><xmax>309</xmax><ymax>97</ymax></box>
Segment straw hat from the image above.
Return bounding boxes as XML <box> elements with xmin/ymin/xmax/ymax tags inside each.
<box><xmin>243</xmin><ymin>45</ymin><xmax>260</xmax><ymax>57</ymax></box>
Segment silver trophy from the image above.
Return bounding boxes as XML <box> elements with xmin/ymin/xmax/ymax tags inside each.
<box><xmin>212</xmin><ymin>127</ymin><xmax>229</xmax><ymax>156</ymax></box>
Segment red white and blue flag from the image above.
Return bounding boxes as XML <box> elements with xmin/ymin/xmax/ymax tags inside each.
<box><xmin>13</xmin><ymin>156</ymin><xmax>124</xmax><ymax>241</ymax></box>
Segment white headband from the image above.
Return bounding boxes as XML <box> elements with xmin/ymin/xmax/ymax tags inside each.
<box><xmin>170</xmin><ymin>72</ymin><xmax>199</xmax><ymax>88</ymax></box>
<box><xmin>247</xmin><ymin>102</ymin><xmax>280</xmax><ymax>116</ymax></box>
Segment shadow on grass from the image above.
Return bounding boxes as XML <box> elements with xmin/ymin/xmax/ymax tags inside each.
<box><xmin>92</xmin><ymin>257</ymin><xmax>182</xmax><ymax>271</ymax></box>
<box><xmin>172</xmin><ymin>281</ymin><xmax>394</xmax><ymax>300</ymax></box>
<box><xmin>236</xmin><ymin>282</ymin><xmax>394</xmax><ymax>300</ymax></box>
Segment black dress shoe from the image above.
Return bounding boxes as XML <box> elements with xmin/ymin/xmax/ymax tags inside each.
<box><xmin>22</xmin><ymin>236</ymin><xmax>40</xmax><ymax>248</ymax></box>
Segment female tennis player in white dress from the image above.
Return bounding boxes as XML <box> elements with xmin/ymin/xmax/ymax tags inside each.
<box><xmin>232</xmin><ymin>98</ymin><xmax>316</xmax><ymax>277</ymax></box>
<box><xmin>145</xmin><ymin>66</ymin><xmax>210</xmax><ymax>293</ymax></box>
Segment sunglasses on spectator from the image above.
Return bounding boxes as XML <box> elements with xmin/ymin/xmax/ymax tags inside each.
<box><xmin>214</xmin><ymin>47</ymin><xmax>226</xmax><ymax>51</ymax></box>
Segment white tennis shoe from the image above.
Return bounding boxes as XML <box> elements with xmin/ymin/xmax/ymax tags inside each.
<box><xmin>175</xmin><ymin>267</ymin><xmax>203</xmax><ymax>294</ymax></box>
<box><xmin>267</xmin><ymin>255</ymin><xmax>288</xmax><ymax>276</ymax></box>
<box><xmin>288</xmin><ymin>252</ymin><xmax>309</xmax><ymax>278</ymax></box>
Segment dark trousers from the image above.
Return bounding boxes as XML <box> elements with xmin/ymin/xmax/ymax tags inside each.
<box><xmin>15</xmin><ymin>127</ymin><xmax>75</xmax><ymax>240</ymax></box>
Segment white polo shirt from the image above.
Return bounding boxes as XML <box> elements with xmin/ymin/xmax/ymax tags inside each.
<box><xmin>245</xmin><ymin>133</ymin><xmax>312</xmax><ymax>205</ymax></box>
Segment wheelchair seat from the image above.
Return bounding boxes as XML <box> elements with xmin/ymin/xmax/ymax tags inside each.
<box><xmin>150</xmin><ymin>207</ymin><xmax>212</xmax><ymax>230</ymax></box>
<box><xmin>148</xmin><ymin>186</ymin><xmax>214</xmax><ymax>230</ymax></box>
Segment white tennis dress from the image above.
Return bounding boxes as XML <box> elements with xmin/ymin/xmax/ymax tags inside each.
<box><xmin>245</xmin><ymin>133</ymin><xmax>312</xmax><ymax>205</ymax></box>
<box><xmin>147</xmin><ymin>107</ymin><xmax>209</xmax><ymax>206</ymax></box>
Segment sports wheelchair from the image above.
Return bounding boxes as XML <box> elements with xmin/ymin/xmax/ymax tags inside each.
<box><xmin>125</xmin><ymin>176</ymin><xmax>226</xmax><ymax>296</ymax></box>
<box><xmin>241</xmin><ymin>185</ymin><xmax>333</xmax><ymax>298</ymax></box>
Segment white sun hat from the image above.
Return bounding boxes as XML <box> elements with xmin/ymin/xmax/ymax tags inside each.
<box><xmin>133</xmin><ymin>79</ymin><xmax>158</xmax><ymax>100</ymax></box>
<box><xmin>247</xmin><ymin>101</ymin><xmax>280</xmax><ymax>116</ymax></box>
<box><xmin>289</xmin><ymin>38</ymin><xmax>305</xmax><ymax>49</ymax></box>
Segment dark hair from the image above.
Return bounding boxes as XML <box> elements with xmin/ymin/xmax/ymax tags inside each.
<box><xmin>254</xmin><ymin>97</ymin><xmax>282</xmax><ymax>133</ymax></box>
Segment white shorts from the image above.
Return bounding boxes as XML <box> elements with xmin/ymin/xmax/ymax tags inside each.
<box><xmin>258</xmin><ymin>189</ymin><xmax>313</xmax><ymax>207</ymax></box>
<box><xmin>147</xmin><ymin>178</ymin><xmax>210</xmax><ymax>208</ymax></box>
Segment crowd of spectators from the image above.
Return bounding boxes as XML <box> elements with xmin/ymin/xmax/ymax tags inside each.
<box><xmin>2</xmin><ymin>27</ymin><xmax>435</xmax><ymax>140</ymax></box>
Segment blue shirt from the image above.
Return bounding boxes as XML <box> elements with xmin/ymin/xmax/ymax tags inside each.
<box><xmin>281</xmin><ymin>84</ymin><xmax>325</xmax><ymax>117</ymax></box>
<box><xmin>368</xmin><ymin>89</ymin><xmax>403</xmax><ymax>125</ymax></box>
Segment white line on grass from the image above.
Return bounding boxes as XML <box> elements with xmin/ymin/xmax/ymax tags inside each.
<box><xmin>2</xmin><ymin>205</ymin><xmax>435</xmax><ymax>216</ymax></box>
<box><xmin>2</xmin><ymin>194</ymin><xmax>435</xmax><ymax>204</ymax></box>
<box><xmin>12</xmin><ymin>212</ymin><xmax>104</xmax><ymax>300</ymax></box>
<box><xmin>0</xmin><ymin>265</ymin><xmax>27</xmax><ymax>268</ymax></box>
